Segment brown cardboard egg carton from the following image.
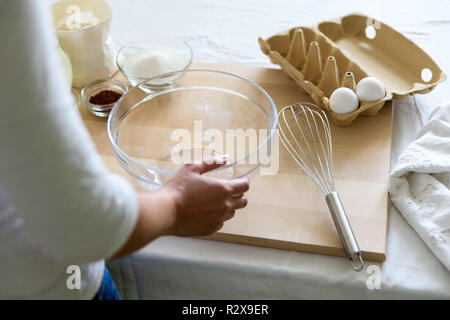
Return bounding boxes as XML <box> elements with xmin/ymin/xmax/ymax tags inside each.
<box><xmin>258</xmin><ymin>13</ymin><xmax>446</xmax><ymax>126</ymax></box>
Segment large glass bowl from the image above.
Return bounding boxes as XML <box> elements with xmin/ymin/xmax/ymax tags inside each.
<box><xmin>108</xmin><ymin>69</ymin><xmax>277</xmax><ymax>190</ymax></box>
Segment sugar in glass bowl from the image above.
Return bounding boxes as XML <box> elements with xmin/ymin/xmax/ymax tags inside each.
<box><xmin>116</xmin><ymin>37</ymin><xmax>193</xmax><ymax>92</ymax></box>
<box><xmin>107</xmin><ymin>69</ymin><xmax>277</xmax><ymax>190</ymax></box>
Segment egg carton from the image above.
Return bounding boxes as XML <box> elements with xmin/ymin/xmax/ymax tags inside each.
<box><xmin>259</xmin><ymin>13</ymin><xmax>446</xmax><ymax>126</ymax></box>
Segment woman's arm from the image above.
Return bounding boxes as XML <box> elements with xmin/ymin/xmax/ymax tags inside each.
<box><xmin>112</xmin><ymin>161</ymin><xmax>249</xmax><ymax>259</ymax></box>
<box><xmin>0</xmin><ymin>1</ymin><xmax>249</xmax><ymax>265</ymax></box>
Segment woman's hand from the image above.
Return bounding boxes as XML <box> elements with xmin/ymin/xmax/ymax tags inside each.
<box><xmin>111</xmin><ymin>159</ymin><xmax>249</xmax><ymax>259</ymax></box>
<box><xmin>161</xmin><ymin>159</ymin><xmax>249</xmax><ymax>237</ymax></box>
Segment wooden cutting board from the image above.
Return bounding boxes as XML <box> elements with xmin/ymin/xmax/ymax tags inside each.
<box><xmin>78</xmin><ymin>62</ymin><xmax>391</xmax><ymax>262</ymax></box>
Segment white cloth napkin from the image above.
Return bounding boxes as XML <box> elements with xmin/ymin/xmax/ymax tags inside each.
<box><xmin>390</xmin><ymin>103</ymin><xmax>450</xmax><ymax>271</ymax></box>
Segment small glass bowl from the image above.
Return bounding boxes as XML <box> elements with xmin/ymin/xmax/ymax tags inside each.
<box><xmin>116</xmin><ymin>37</ymin><xmax>193</xmax><ymax>92</ymax></box>
<box><xmin>81</xmin><ymin>78</ymin><xmax>128</xmax><ymax>117</ymax></box>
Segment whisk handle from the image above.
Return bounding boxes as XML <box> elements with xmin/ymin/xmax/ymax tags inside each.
<box><xmin>325</xmin><ymin>192</ymin><xmax>364</xmax><ymax>272</ymax></box>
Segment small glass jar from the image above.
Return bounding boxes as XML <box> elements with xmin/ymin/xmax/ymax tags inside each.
<box><xmin>81</xmin><ymin>78</ymin><xmax>128</xmax><ymax>117</ymax></box>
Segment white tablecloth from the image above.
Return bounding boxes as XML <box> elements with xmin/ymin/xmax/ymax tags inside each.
<box><xmin>96</xmin><ymin>0</ymin><xmax>450</xmax><ymax>299</ymax></box>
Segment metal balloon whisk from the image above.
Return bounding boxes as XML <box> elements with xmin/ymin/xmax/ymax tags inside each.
<box><xmin>277</xmin><ymin>102</ymin><xmax>364</xmax><ymax>271</ymax></box>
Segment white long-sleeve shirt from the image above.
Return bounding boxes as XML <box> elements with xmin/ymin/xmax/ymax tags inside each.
<box><xmin>0</xmin><ymin>1</ymin><xmax>138</xmax><ymax>299</ymax></box>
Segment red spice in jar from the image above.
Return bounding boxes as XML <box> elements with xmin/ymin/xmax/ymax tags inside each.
<box><xmin>89</xmin><ymin>90</ymin><xmax>122</xmax><ymax>105</ymax></box>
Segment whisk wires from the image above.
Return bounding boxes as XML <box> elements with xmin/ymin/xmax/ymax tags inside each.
<box><xmin>278</xmin><ymin>102</ymin><xmax>335</xmax><ymax>195</ymax></box>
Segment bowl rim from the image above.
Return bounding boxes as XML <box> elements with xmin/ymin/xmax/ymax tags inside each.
<box><xmin>115</xmin><ymin>37</ymin><xmax>194</xmax><ymax>82</ymax></box>
<box><xmin>107</xmin><ymin>69</ymin><xmax>278</xmax><ymax>186</ymax></box>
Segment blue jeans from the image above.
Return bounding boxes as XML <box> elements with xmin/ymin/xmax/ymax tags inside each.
<box><xmin>93</xmin><ymin>267</ymin><xmax>121</xmax><ymax>300</ymax></box>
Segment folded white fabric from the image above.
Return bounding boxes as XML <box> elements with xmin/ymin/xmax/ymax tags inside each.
<box><xmin>390</xmin><ymin>103</ymin><xmax>450</xmax><ymax>271</ymax></box>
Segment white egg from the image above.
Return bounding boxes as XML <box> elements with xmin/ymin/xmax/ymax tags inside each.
<box><xmin>356</xmin><ymin>77</ymin><xmax>385</xmax><ymax>102</ymax></box>
<box><xmin>329</xmin><ymin>87</ymin><xmax>359</xmax><ymax>114</ymax></box>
